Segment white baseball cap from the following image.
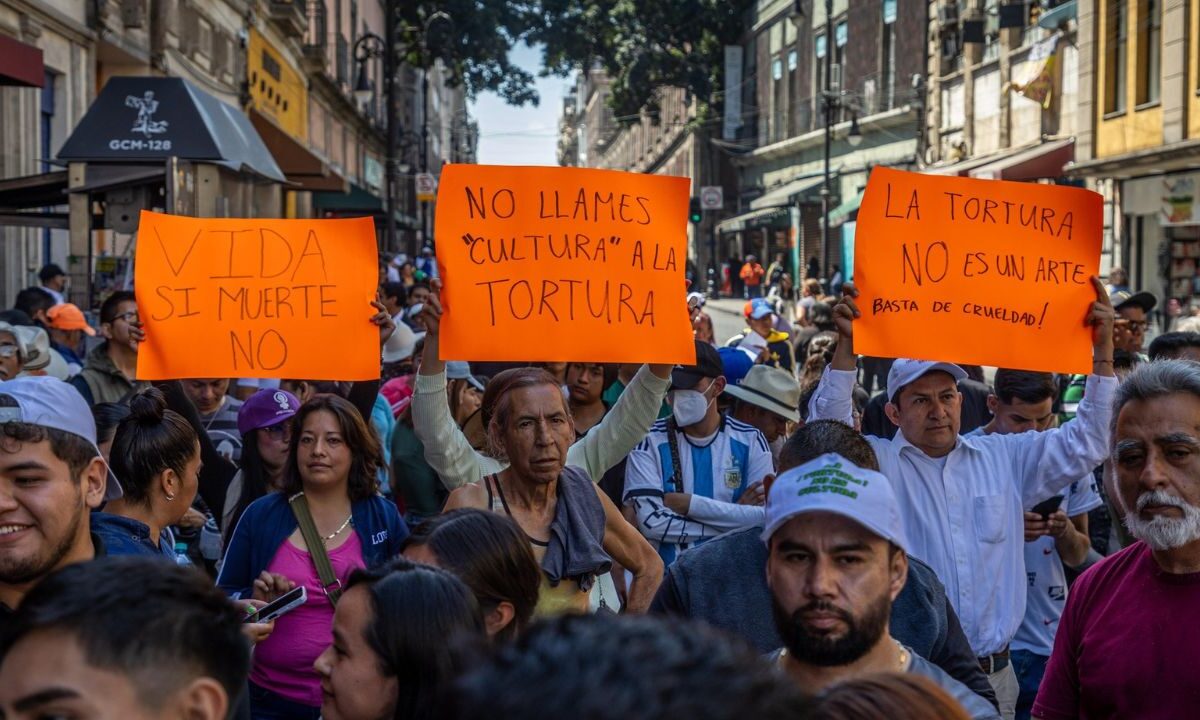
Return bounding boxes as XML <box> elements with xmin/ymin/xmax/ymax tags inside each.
<box><xmin>0</xmin><ymin>376</ymin><xmax>123</xmax><ymax>500</ymax></box>
<box><xmin>762</xmin><ymin>453</ymin><xmax>906</xmax><ymax>552</ymax></box>
<box><xmin>886</xmin><ymin>359</ymin><xmax>967</xmax><ymax>403</ymax></box>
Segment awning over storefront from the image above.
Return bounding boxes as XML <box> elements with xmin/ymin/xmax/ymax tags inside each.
<box><xmin>56</xmin><ymin>76</ymin><xmax>285</xmax><ymax>182</ymax></box>
<box><xmin>715</xmin><ymin>206</ymin><xmax>789</xmax><ymax>234</ymax></box>
<box><xmin>0</xmin><ymin>35</ymin><xmax>43</xmax><ymax>87</ymax></box>
<box><xmin>249</xmin><ymin>109</ymin><xmax>347</xmax><ymax>193</ymax></box>
<box><xmin>923</xmin><ymin>154</ymin><xmax>1000</xmax><ymax>176</ymax></box>
<box><xmin>968</xmin><ymin>138</ymin><xmax>1074</xmax><ymax>181</ymax></box>
<box><xmin>313</xmin><ymin>183</ymin><xmax>384</xmax><ymax>214</ymax></box>
<box><xmin>749</xmin><ymin>174</ymin><xmax>827</xmax><ymax>210</ymax></box>
<box><xmin>1065</xmin><ymin>137</ymin><xmax>1200</xmax><ymax>179</ymax></box>
<box><xmin>828</xmin><ymin>189</ymin><xmax>864</xmax><ymax>226</ymax></box>
<box><xmin>0</xmin><ymin>164</ymin><xmax>166</xmax><ymax>229</ymax></box>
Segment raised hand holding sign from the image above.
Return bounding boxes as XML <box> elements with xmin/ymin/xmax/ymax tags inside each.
<box><xmin>434</xmin><ymin>164</ymin><xmax>696</xmax><ymax>365</ymax></box>
<box><xmin>852</xmin><ymin>167</ymin><xmax>1104</xmax><ymax>374</ymax></box>
<box><xmin>134</xmin><ymin>212</ymin><xmax>379</xmax><ymax>380</ymax></box>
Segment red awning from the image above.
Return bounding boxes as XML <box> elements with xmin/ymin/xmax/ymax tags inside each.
<box><xmin>968</xmin><ymin>138</ymin><xmax>1075</xmax><ymax>181</ymax></box>
<box><xmin>0</xmin><ymin>34</ymin><xmax>43</xmax><ymax>87</ymax></box>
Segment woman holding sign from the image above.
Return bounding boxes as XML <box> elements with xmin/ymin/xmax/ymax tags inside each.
<box><xmin>218</xmin><ymin>394</ymin><xmax>407</xmax><ymax>720</ymax></box>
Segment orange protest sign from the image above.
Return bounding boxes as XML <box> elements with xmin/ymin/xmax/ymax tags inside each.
<box><xmin>853</xmin><ymin>167</ymin><xmax>1103</xmax><ymax>374</ymax></box>
<box><xmin>134</xmin><ymin>211</ymin><xmax>379</xmax><ymax>380</ymax></box>
<box><xmin>434</xmin><ymin>164</ymin><xmax>696</xmax><ymax>364</ymax></box>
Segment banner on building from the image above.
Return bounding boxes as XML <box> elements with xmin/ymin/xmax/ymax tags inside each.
<box><xmin>1011</xmin><ymin>33</ymin><xmax>1060</xmax><ymax>109</ymax></box>
<box><xmin>434</xmin><ymin>164</ymin><xmax>695</xmax><ymax>363</ymax></box>
<box><xmin>1162</xmin><ymin>174</ymin><xmax>1200</xmax><ymax>226</ymax></box>
<box><xmin>854</xmin><ymin>167</ymin><xmax>1103</xmax><ymax>374</ymax></box>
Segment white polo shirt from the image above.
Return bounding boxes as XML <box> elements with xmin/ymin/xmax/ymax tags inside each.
<box><xmin>808</xmin><ymin>368</ymin><xmax>1116</xmax><ymax>656</ymax></box>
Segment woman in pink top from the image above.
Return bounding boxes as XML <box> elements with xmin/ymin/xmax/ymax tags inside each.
<box><xmin>217</xmin><ymin>394</ymin><xmax>407</xmax><ymax>720</ymax></box>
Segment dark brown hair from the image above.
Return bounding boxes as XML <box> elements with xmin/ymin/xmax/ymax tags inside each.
<box><xmin>0</xmin><ymin>396</ymin><xmax>97</xmax><ymax>479</ymax></box>
<box><xmin>282</xmin><ymin>394</ymin><xmax>382</xmax><ymax>501</ymax></box>
<box><xmin>404</xmin><ymin>509</ymin><xmax>541</xmax><ymax>642</ymax></box>
<box><xmin>808</xmin><ymin>673</ymin><xmax>971</xmax><ymax>720</ymax></box>
<box><xmin>109</xmin><ymin>388</ymin><xmax>199</xmax><ymax>505</ymax></box>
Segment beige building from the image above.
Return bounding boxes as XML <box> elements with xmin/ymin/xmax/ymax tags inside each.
<box><xmin>0</xmin><ymin>0</ymin><xmax>94</xmax><ymax>304</ymax></box>
<box><xmin>557</xmin><ymin>68</ymin><xmax>728</xmax><ymax>280</ymax></box>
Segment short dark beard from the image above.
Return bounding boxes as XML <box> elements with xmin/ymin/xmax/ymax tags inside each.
<box><xmin>772</xmin><ymin>592</ymin><xmax>891</xmax><ymax>667</ymax></box>
<box><xmin>0</xmin><ymin>497</ymin><xmax>85</xmax><ymax>586</ymax></box>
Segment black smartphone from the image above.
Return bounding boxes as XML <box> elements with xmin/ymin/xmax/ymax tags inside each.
<box><xmin>1030</xmin><ymin>495</ymin><xmax>1065</xmax><ymax>519</ymax></box>
<box><xmin>243</xmin><ymin>586</ymin><xmax>306</xmax><ymax>624</ymax></box>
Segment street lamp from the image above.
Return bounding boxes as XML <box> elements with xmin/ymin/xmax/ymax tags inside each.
<box><xmin>352</xmin><ymin>31</ymin><xmax>393</xmax><ymax>253</ymax></box>
<box><xmin>847</xmin><ymin>113</ymin><xmax>862</xmax><ymax>147</ymax></box>
<box><xmin>351</xmin><ymin>8</ymin><xmax>454</xmax><ymax>257</ymax></box>
<box><xmin>820</xmin><ymin>0</ymin><xmax>834</xmax><ymax>282</ymax></box>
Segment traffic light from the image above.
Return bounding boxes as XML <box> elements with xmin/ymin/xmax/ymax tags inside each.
<box><xmin>689</xmin><ymin>197</ymin><xmax>702</xmax><ymax>224</ymax></box>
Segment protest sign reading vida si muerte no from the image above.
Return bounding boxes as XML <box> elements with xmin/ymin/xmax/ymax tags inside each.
<box><xmin>134</xmin><ymin>211</ymin><xmax>380</xmax><ymax>381</ymax></box>
<box><xmin>854</xmin><ymin>167</ymin><xmax>1103</xmax><ymax>374</ymax></box>
<box><xmin>435</xmin><ymin>164</ymin><xmax>696</xmax><ymax>364</ymax></box>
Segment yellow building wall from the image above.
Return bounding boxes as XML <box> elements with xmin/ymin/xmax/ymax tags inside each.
<box><xmin>1095</xmin><ymin>0</ymin><xmax>1163</xmax><ymax>157</ymax></box>
<box><xmin>248</xmin><ymin>28</ymin><xmax>308</xmax><ymax>141</ymax></box>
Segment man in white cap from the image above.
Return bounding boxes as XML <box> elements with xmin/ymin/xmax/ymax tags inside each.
<box><xmin>806</xmin><ymin>279</ymin><xmax>1116</xmax><ymax>719</ymax></box>
<box><xmin>764</xmin><ymin>453</ymin><xmax>999</xmax><ymax>719</ymax></box>
<box><xmin>0</xmin><ymin>376</ymin><xmax>123</xmax><ymax>626</ymax></box>
<box><xmin>726</xmin><ymin>364</ymin><xmax>802</xmax><ymax>464</ymax></box>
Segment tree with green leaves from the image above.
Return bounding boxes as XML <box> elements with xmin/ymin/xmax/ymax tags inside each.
<box><xmin>398</xmin><ymin>1</ymin><xmax>540</xmax><ymax>106</ymax></box>
<box><xmin>530</xmin><ymin>0</ymin><xmax>755</xmax><ymax>122</ymax></box>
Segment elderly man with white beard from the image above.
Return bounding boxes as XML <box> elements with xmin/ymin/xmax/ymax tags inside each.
<box><xmin>1034</xmin><ymin>361</ymin><xmax>1200</xmax><ymax>720</ymax></box>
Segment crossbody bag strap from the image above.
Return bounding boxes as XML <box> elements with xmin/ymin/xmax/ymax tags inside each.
<box><xmin>666</xmin><ymin>418</ymin><xmax>684</xmax><ymax>494</ymax></box>
<box><xmin>288</xmin><ymin>492</ymin><xmax>343</xmax><ymax>606</ymax></box>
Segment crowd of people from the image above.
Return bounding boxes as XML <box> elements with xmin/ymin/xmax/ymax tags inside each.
<box><xmin>0</xmin><ymin>254</ymin><xmax>1197</xmax><ymax>720</ymax></box>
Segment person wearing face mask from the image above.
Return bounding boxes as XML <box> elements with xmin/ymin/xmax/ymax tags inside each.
<box><xmin>623</xmin><ymin>340</ymin><xmax>775</xmax><ymax>565</ymax></box>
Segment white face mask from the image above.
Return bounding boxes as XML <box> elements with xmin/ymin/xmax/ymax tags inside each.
<box><xmin>671</xmin><ymin>385</ymin><xmax>714</xmax><ymax>427</ymax></box>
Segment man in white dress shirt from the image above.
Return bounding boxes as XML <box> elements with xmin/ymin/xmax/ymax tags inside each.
<box><xmin>806</xmin><ymin>278</ymin><xmax>1116</xmax><ymax>719</ymax></box>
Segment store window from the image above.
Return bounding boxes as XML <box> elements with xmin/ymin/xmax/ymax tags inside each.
<box><xmin>1105</xmin><ymin>0</ymin><xmax>1128</xmax><ymax>114</ymax></box>
<box><xmin>1137</xmin><ymin>0</ymin><xmax>1161</xmax><ymax>106</ymax></box>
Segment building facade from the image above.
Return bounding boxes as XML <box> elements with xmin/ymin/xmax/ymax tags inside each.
<box><xmin>0</xmin><ymin>0</ymin><xmax>476</xmax><ymax>307</ymax></box>
<box><xmin>719</xmin><ymin>0</ymin><xmax>927</xmax><ymax>286</ymax></box>
<box><xmin>1069</xmin><ymin>0</ymin><xmax>1199</xmax><ymax>318</ymax></box>
<box><xmin>557</xmin><ymin>67</ymin><xmax>733</xmax><ymax>284</ymax></box>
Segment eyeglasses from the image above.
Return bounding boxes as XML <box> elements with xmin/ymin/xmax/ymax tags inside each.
<box><xmin>1122</xmin><ymin>321</ymin><xmax>1148</xmax><ymax>332</ymax></box>
<box><xmin>0</xmin><ymin>344</ymin><xmax>19</xmax><ymax>360</ymax></box>
<box><xmin>109</xmin><ymin>311</ymin><xmax>139</xmax><ymax>325</ymax></box>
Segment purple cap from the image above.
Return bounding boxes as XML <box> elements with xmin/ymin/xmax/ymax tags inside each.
<box><xmin>237</xmin><ymin>388</ymin><xmax>300</xmax><ymax>435</ymax></box>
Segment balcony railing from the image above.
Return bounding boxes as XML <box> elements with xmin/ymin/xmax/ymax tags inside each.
<box><xmin>268</xmin><ymin>0</ymin><xmax>307</xmax><ymax>38</ymax></box>
<box><xmin>301</xmin><ymin>0</ymin><xmax>327</xmax><ymax>71</ymax></box>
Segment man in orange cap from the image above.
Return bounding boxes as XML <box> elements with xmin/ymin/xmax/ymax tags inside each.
<box><xmin>45</xmin><ymin>303</ymin><xmax>95</xmax><ymax>377</ymax></box>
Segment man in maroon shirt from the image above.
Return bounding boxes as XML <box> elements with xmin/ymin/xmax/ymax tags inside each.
<box><xmin>1034</xmin><ymin>360</ymin><xmax>1200</xmax><ymax>720</ymax></box>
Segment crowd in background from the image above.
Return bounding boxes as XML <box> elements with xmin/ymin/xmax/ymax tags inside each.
<box><xmin>0</xmin><ymin>255</ymin><xmax>1197</xmax><ymax>720</ymax></box>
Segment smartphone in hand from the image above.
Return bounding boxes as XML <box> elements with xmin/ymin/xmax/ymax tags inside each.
<box><xmin>243</xmin><ymin>586</ymin><xmax>306</xmax><ymax>624</ymax></box>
